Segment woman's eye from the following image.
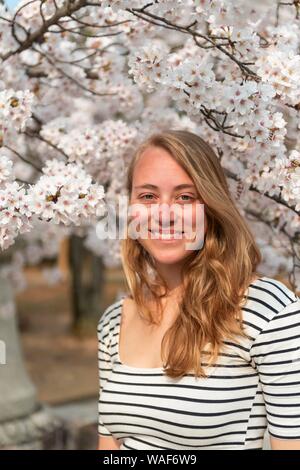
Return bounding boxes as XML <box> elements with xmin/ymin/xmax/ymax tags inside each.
<box><xmin>179</xmin><ymin>195</ymin><xmax>194</xmax><ymax>201</ymax></box>
<box><xmin>140</xmin><ymin>194</ymin><xmax>154</xmax><ymax>200</ymax></box>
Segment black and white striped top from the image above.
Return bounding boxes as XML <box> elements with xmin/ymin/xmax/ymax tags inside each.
<box><xmin>97</xmin><ymin>276</ymin><xmax>300</xmax><ymax>450</ymax></box>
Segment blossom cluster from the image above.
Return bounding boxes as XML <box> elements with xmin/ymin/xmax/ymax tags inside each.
<box><xmin>0</xmin><ymin>179</ymin><xmax>33</xmax><ymax>251</ymax></box>
<box><xmin>28</xmin><ymin>159</ymin><xmax>106</xmax><ymax>225</ymax></box>
<box><xmin>0</xmin><ymin>89</ymin><xmax>34</xmax><ymax>146</ymax></box>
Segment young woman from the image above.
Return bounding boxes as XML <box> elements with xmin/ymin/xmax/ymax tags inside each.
<box><xmin>97</xmin><ymin>130</ymin><xmax>300</xmax><ymax>450</ymax></box>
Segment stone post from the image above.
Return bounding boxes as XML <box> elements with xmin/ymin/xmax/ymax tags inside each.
<box><xmin>0</xmin><ymin>275</ymin><xmax>65</xmax><ymax>449</ymax></box>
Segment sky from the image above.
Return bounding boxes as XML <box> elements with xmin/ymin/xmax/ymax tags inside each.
<box><xmin>5</xmin><ymin>0</ymin><xmax>19</xmax><ymax>9</ymax></box>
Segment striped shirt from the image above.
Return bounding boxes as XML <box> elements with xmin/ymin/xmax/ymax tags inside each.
<box><xmin>97</xmin><ymin>276</ymin><xmax>300</xmax><ymax>450</ymax></box>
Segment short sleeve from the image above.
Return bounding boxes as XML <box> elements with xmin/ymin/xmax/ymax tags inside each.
<box><xmin>250</xmin><ymin>297</ymin><xmax>300</xmax><ymax>440</ymax></box>
<box><xmin>97</xmin><ymin>317</ymin><xmax>113</xmax><ymax>437</ymax></box>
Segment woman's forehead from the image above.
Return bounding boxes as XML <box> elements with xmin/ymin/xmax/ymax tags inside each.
<box><xmin>132</xmin><ymin>146</ymin><xmax>193</xmax><ymax>186</ymax></box>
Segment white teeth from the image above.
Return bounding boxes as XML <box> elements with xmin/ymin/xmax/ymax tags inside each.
<box><xmin>149</xmin><ymin>230</ymin><xmax>184</xmax><ymax>239</ymax></box>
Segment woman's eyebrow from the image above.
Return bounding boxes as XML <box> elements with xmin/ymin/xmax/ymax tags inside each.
<box><xmin>134</xmin><ymin>184</ymin><xmax>196</xmax><ymax>190</ymax></box>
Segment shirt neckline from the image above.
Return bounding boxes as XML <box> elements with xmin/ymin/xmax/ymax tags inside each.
<box><xmin>116</xmin><ymin>297</ymin><xmax>165</xmax><ymax>372</ymax></box>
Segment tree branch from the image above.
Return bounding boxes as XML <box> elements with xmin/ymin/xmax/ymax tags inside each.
<box><xmin>1</xmin><ymin>0</ymin><xmax>88</xmax><ymax>61</ymax></box>
<box><xmin>224</xmin><ymin>167</ymin><xmax>300</xmax><ymax>217</ymax></box>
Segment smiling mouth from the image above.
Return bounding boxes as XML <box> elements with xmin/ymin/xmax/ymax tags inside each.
<box><xmin>148</xmin><ymin>229</ymin><xmax>185</xmax><ymax>239</ymax></box>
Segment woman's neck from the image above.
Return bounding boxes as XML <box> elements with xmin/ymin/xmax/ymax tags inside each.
<box><xmin>154</xmin><ymin>260</ymin><xmax>184</xmax><ymax>292</ymax></box>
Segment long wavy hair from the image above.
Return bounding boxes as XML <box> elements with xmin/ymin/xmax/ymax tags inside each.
<box><xmin>120</xmin><ymin>129</ymin><xmax>262</xmax><ymax>379</ymax></box>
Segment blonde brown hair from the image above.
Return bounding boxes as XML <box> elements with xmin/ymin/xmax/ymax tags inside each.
<box><xmin>120</xmin><ymin>129</ymin><xmax>262</xmax><ymax>379</ymax></box>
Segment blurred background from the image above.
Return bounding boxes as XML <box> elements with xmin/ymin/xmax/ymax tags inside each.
<box><xmin>0</xmin><ymin>235</ymin><xmax>127</xmax><ymax>450</ymax></box>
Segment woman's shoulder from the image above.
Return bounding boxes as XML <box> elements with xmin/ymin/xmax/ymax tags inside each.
<box><xmin>97</xmin><ymin>297</ymin><xmax>124</xmax><ymax>338</ymax></box>
<box><xmin>243</xmin><ymin>275</ymin><xmax>300</xmax><ymax>330</ymax></box>
<box><xmin>247</xmin><ymin>275</ymin><xmax>299</xmax><ymax>303</ymax></box>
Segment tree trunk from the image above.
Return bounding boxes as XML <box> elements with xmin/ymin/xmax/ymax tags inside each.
<box><xmin>68</xmin><ymin>234</ymin><xmax>105</xmax><ymax>335</ymax></box>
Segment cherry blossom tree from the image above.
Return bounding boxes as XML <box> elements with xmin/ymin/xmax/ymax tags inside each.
<box><xmin>0</xmin><ymin>0</ymin><xmax>299</xmax><ymax>292</ymax></box>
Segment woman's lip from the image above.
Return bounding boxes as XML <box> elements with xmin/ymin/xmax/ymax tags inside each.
<box><xmin>149</xmin><ymin>229</ymin><xmax>184</xmax><ymax>234</ymax></box>
<box><xmin>148</xmin><ymin>230</ymin><xmax>185</xmax><ymax>240</ymax></box>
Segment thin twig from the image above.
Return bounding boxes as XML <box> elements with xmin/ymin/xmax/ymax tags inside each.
<box><xmin>4</xmin><ymin>144</ymin><xmax>43</xmax><ymax>173</ymax></box>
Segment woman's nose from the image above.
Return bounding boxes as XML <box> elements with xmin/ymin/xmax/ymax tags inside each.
<box><xmin>151</xmin><ymin>202</ymin><xmax>176</xmax><ymax>228</ymax></box>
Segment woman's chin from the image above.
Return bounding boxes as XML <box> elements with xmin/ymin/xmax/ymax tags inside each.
<box><xmin>146</xmin><ymin>245</ymin><xmax>188</xmax><ymax>265</ymax></box>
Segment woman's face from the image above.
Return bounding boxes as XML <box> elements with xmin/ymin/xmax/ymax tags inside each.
<box><xmin>129</xmin><ymin>145</ymin><xmax>207</xmax><ymax>265</ymax></box>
